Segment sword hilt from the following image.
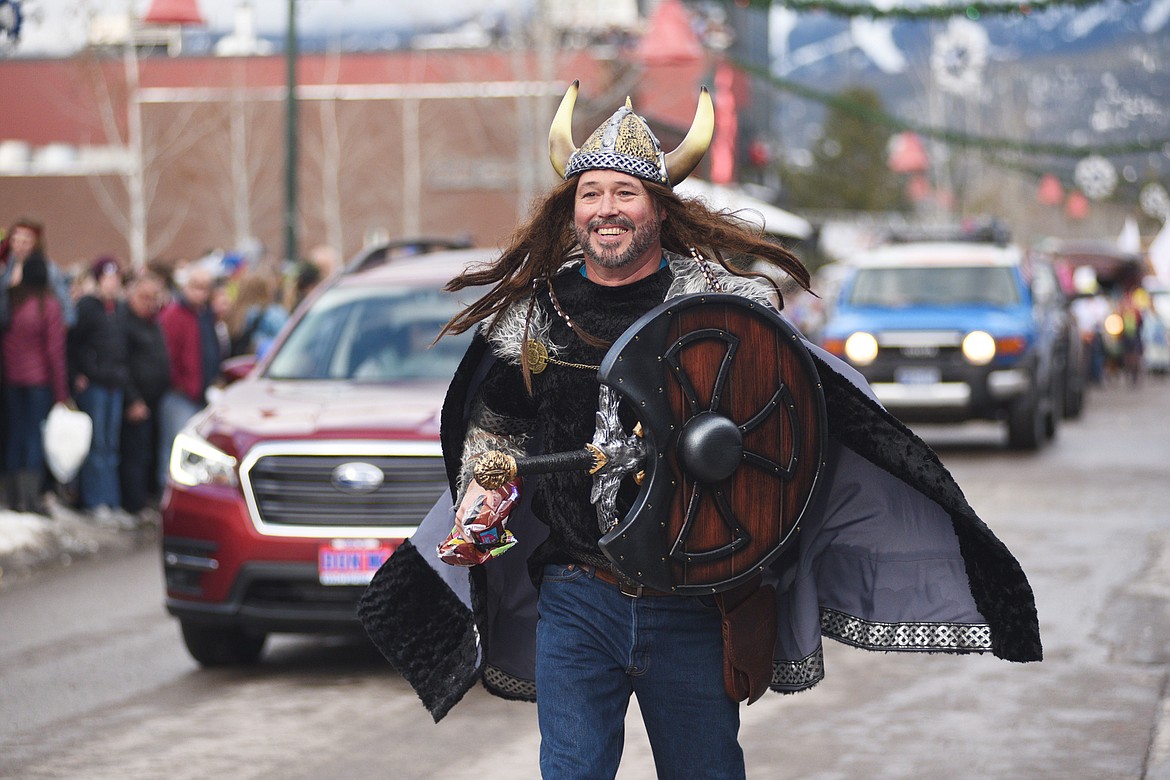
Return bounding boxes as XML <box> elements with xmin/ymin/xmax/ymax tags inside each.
<box><xmin>473</xmin><ymin>444</ymin><xmax>608</xmax><ymax>490</ymax></box>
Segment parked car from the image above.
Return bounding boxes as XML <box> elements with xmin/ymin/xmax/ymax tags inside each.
<box><xmin>161</xmin><ymin>245</ymin><xmax>493</xmax><ymax>666</ymax></box>
<box><xmin>819</xmin><ymin>241</ymin><xmax>1076</xmax><ymax>450</ymax></box>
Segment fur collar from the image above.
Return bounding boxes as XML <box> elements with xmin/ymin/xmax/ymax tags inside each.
<box><xmin>485</xmin><ymin>251</ymin><xmax>775</xmax><ymax>364</ymax></box>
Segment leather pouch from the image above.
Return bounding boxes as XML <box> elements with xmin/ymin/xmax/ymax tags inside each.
<box><xmin>716</xmin><ymin>579</ymin><xmax>777</xmax><ymax>704</ymax></box>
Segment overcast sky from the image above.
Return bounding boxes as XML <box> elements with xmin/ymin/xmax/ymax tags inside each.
<box><xmin>15</xmin><ymin>0</ymin><xmax>529</xmax><ymax>54</ymax></box>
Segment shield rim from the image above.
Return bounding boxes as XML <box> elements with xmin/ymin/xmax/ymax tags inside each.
<box><xmin>596</xmin><ymin>292</ymin><xmax>827</xmax><ymax>594</ymax></box>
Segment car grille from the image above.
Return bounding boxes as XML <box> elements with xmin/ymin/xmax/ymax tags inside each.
<box><xmin>243</xmin><ymin>453</ymin><xmax>447</xmax><ymax>528</ymax></box>
<box><xmin>243</xmin><ymin>579</ymin><xmax>366</xmax><ymax>611</ymax></box>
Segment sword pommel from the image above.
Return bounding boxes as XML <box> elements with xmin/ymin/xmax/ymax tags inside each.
<box><xmin>473</xmin><ymin>450</ymin><xmax>518</xmax><ymax>490</ymax></box>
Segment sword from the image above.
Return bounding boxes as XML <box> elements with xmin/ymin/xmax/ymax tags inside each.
<box><xmin>473</xmin><ymin>386</ymin><xmax>647</xmax><ymax>533</ymax></box>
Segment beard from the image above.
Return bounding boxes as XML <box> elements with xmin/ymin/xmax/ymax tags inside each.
<box><xmin>575</xmin><ymin>215</ymin><xmax>661</xmax><ymax>270</ymax></box>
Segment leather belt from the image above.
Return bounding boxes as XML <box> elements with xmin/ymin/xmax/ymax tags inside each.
<box><xmin>583</xmin><ymin>564</ymin><xmax>673</xmax><ymax>598</ymax></box>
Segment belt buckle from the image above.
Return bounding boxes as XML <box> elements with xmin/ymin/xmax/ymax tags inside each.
<box><xmin>618</xmin><ymin>578</ymin><xmax>644</xmax><ymax>598</ymax></box>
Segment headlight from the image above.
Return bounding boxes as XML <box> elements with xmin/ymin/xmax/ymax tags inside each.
<box><xmin>844</xmin><ymin>332</ymin><xmax>879</xmax><ymax>365</ymax></box>
<box><xmin>962</xmin><ymin>331</ymin><xmax>997</xmax><ymax>365</ymax></box>
<box><xmin>169</xmin><ymin>431</ymin><xmax>238</xmax><ymax>488</ymax></box>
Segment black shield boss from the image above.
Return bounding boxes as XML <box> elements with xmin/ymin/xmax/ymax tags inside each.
<box><xmin>597</xmin><ymin>293</ymin><xmax>825</xmax><ymax>594</ymax></box>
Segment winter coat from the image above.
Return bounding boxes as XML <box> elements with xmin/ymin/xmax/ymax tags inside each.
<box><xmin>159</xmin><ymin>296</ymin><xmax>215</xmax><ymax>404</ymax></box>
<box><xmin>1</xmin><ymin>293</ymin><xmax>69</xmax><ymax>403</ymax></box>
<box><xmin>69</xmin><ymin>295</ymin><xmax>130</xmax><ymax>389</ymax></box>
<box><xmin>125</xmin><ymin>309</ymin><xmax>171</xmax><ymax>407</ymax></box>
<box><xmin>0</xmin><ymin>252</ymin><xmax>76</xmax><ymax>330</ymax></box>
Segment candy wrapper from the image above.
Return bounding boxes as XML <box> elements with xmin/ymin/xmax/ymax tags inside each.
<box><xmin>438</xmin><ymin>479</ymin><xmax>521</xmax><ymax>566</ymax></box>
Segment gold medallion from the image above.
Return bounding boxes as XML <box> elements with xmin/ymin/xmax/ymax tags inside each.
<box><xmin>525</xmin><ymin>339</ymin><xmax>549</xmax><ymax>374</ymax></box>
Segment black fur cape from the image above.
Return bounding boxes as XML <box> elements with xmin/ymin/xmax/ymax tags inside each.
<box><xmin>359</xmin><ymin>266</ymin><xmax>1042</xmax><ymax>722</ymax></box>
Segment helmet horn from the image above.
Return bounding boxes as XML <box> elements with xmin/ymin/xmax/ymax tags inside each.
<box><xmin>663</xmin><ymin>87</ymin><xmax>714</xmax><ymax>186</ymax></box>
<box><xmin>548</xmin><ymin>80</ymin><xmax>579</xmax><ymax>179</ymax></box>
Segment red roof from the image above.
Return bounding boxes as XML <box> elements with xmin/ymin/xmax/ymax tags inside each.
<box><xmin>143</xmin><ymin>0</ymin><xmax>205</xmax><ymax>26</ymax></box>
<box><xmin>630</xmin><ymin>0</ymin><xmax>712</xmax><ymax>136</ymax></box>
<box><xmin>636</xmin><ymin>0</ymin><xmax>704</xmax><ymax>66</ymax></box>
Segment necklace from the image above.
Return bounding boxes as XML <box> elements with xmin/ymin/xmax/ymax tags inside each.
<box><xmin>689</xmin><ymin>246</ymin><xmax>725</xmax><ymax>292</ymax></box>
<box><xmin>524</xmin><ymin>338</ymin><xmax>601</xmax><ymax>373</ymax></box>
<box><xmin>546</xmin><ymin>275</ymin><xmax>612</xmax><ymax>348</ymax></box>
<box><xmin>523</xmin><ymin>276</ymin><xmax>604</xmax><ymax>374</ymax></box>
<box><xmin>525</xmin><ymin>253</ymin><xmax>721</xmax><ymax>373</ymax></box>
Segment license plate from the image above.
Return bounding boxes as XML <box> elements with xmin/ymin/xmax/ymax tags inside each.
<box><xmin>318</xmin><ymin>539</ymin><xmax>399</xmax><ymax>585</ymax></box>
<box><xmin>895</xmin><ymin>366</ymin><xmax>941</xmax><ymax>385</ymax></box>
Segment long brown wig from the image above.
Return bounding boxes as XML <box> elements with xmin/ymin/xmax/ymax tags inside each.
<box><xmin>441</xmin><ymin>177</ymin><xmax>810</xmax><ymax>343</ymax></box>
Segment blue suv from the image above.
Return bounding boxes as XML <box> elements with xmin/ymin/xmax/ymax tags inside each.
<box><xmin>819</xmin><ymin>241</ymin><xmax>1073</xmax><ymax>450</ymax></box>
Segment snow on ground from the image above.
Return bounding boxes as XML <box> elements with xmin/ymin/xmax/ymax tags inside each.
<box><xmin>0</xmin><ymin>510</ymin><xmax>52</xmax><ymax>556</ymax></box>
<box><xmin>0</xmin><ymin>497</ymin><xmax>157</xmax><ymax>587</ymax></box>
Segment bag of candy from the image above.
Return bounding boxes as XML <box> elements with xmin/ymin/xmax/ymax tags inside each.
<box><xmin>437</xmin><ymin>479</ymin><xmax>521</xmax><ymax>566</ymax></box>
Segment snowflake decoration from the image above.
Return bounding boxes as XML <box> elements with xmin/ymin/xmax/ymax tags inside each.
<box><xmin>1139</xmin><ymin>183</ymin><xmax>1170</xmax><ymax>222</ymax></box>
<box><xmin>0</xmin><ymin>0</ymin><xmax>22</xmax><ymax>54</ymax></box>
<box><xmin>1074</xmin><ymin>155</ymin><xmax>1117</xmax><ymax>201</ymax></box>
<box><xmin>930</xmin><ymin>19</ymin><xmax>988</xmax><ymax>98</ymax></box>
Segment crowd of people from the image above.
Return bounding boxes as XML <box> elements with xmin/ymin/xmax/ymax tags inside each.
<box><xmin>0</xmin><ymin>217</ymin><xmax>313</xmax><ymax>525</ymax></box>
<box><xmin>1067</xmin><ymin>264</ymin><xmax>1170</xmax><ymax>388</ymax></box>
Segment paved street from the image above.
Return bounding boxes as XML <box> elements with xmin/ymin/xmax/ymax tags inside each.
<box><xmin>1</xmin><ymin>377</ymin><xmax>1169</xmax><ymax>778</ymax></box>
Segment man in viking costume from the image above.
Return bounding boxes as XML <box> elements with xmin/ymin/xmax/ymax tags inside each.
<box><xmin>359</xmin><ymin>82</ymin><xmax>1041</xmax><ymax>778</ymax></box>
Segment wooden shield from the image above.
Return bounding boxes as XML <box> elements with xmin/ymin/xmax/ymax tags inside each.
<box><xmin>597</xmin><ymin>293</ymin><xmax>825</xmax><ymax>594</ymax></box>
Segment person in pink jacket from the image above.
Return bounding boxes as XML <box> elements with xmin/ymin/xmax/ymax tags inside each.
<box><xmin>2</xmin><ymin>250</ymin><xmax>69</xmax><ymax>513</ymax></box>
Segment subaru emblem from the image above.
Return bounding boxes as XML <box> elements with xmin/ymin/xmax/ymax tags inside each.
<box><xmin>331</xmin><ymin>462</ymin><xmax>384</xmax><ymax>494</ymax></box>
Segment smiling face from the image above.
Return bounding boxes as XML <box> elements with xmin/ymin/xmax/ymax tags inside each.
<box><xmin>572</xmin><ymin>170</ymin><xmax>665</xmax><ymax>285</ymax></box>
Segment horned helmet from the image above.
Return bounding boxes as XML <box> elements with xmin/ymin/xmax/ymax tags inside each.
<box><xmin>548</xmin><ymin>80</ymin><xmax>714</xmax><ymax>188</ymax></box>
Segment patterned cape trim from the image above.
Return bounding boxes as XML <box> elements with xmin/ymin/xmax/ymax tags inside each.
<box><xmin>821</xmin><ymin>607</ymin><xmax>993</xmax><ymax>653</ymax></box>
<box><xmin>772</xmin><ymin>648</ymin><xmax>825</xmax><ymax>691</ymax></box>
<box><xmin>770</xmin><ymin>608</ymin><xmax>994</xmax><ymax>693</ymax></box>
<box><xmin>483</xmin><ymin>664</ymin><xmax>538</xmax><ymax>702</ymax></box>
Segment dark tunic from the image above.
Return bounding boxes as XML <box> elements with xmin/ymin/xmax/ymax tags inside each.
<box><xmin>478</xmin><ymin>264</ymin><xmax>672</xmax><ymax>573</ymax></box>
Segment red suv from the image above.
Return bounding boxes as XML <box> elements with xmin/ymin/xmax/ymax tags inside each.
<box><xmin>161</xmin><ymin>246</ymin><xmax>490</xmax><ymax>666</ymax></box>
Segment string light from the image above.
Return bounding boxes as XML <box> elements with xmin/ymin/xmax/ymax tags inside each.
<box><xmin>734</xmin><ymin>58</ymin><xmax>1170</xmax><ymax>160</ymax></box>
<box><xmin>704</xmin><ymin>0</ymin><xmax>1168</xmax><ymax>205</ymax></box>
<box><xmin>701</xmin><ymin>0</ymin><xmax>1127</xmax><ymax>20</ymax></box>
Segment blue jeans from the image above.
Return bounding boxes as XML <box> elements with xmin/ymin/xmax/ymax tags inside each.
<box><xmin>76</xmin><ymin>384</ymin><xmax>123</xmax><ymax>509</ymax></box>
<box><xmin>120</xmin><ymin>402</ymin><xmax>159</xmax><ymax>512</ymax></box>
<box><xmin>5</xmin><ymin>385</ymin><xmax>54</xmax><ymax>471</ymax></box>
<box><xmin>536</xmin><ymin>564</ymin><xmax>744</xmax><ymax>780</ymax></box>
